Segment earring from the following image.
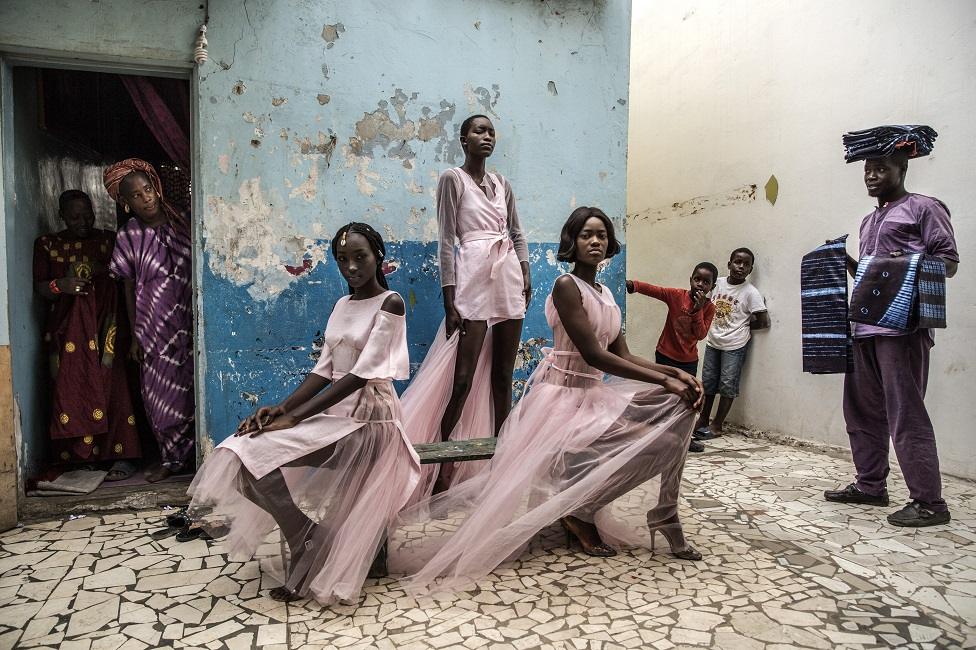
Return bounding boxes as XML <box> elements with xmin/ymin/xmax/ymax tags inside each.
<box><xmin>124</xmin><ymin>204</ymin><xmax>130</xmax><ymax>214</ymax></box>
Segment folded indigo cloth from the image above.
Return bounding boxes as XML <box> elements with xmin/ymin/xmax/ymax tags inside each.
<box><xmin>917</xmin><ymin>255</ymin><xmax>947</xmax><ymax>329</ymax></box>
<box><xmin>801</xmin><ymin>235</ymin><xmax>853</xmax><ymax>374</ymax></box>
<box><xmin>843</xmin><ymin>125</ymin><xmax>937</xmax><ymax>163</ymax></box>
<box><xmin>850</xmin><ymin>253</ymin><xmax>947</xmax><ymax>330</ymax></box>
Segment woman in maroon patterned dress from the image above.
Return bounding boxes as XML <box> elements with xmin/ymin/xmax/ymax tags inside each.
<box><xmin>33</xmin><ymin>190</ymin><xmax>141</xmax><ymax>478</ymax></box>
<box><xmin>103</xmin><ymin>159</ymin><xmax>195</xmax><ymax>483</ymax></box>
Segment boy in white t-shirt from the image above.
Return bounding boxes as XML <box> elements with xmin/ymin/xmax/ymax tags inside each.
<box><xmin>693</xmin><ymin>248</ymin><xmax>770</xmax><ymax>439</ymax></box>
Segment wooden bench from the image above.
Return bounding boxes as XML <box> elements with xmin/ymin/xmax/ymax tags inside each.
<box><xmin>413</xmin><ymin>436</ymin><xmax>497</xmax><ymax>464</ymax></box>
<box><xmin>369</xmin><ymin>437</ymin><xmax>498</xmax><ymax>577</ymax></box>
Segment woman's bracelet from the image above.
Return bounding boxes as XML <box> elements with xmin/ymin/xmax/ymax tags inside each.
<box><xmin>49</xmin><ymin>279</ymin><xmax>61</xmax><ymax>295</ymax></box>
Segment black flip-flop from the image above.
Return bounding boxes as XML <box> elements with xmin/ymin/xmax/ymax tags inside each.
<box><xmin>166</xmin><ymin>513</ymin><xmax>191</xmax><ymax>529</ymax></box>
<box><xmin>164</xmin><ymin>507</ymin><xmax>190</xmax><ymax>529</ymax></box>
<box><xmin>176</xmin><ymin>527</ymin><xmax>213</xmax><ymax>542</ymax></box>
<box><xmin>151</xmin><ymin>525</ymin><xmax>186</xmax><ymax>541</ymax></box>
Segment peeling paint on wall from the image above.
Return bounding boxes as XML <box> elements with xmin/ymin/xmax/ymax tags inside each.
<box><xmin>206</xmin><ymin>178</ymin><xmax>332</xmax><ymax>299</ymax></box>
<box><xmin>297</xmin><ymin>131</ymin><xmax>337</xmax><ymax>161</ymax></box>
<box><xmin>321</xmin><ymin>22</ymin><xmax>345</xmax><ymax>48</ymax></box>
<box><xmin>348</xmin><ymin>89</ymin><xmax>458</xmax><ymax>165</ymax></box>
<box><xmin>342</xmin><ymin>149</ymin><xmax>380</xmax><ymax>196</ymax></box>
<box><xmin>463</xmin><ymin>83</ymin><xmax>501</xmax><ymax>117</ymax></box>
<box><xmin>289</xmin><ymin>157</ymin><xmax>319</xmax><ymax>201</ymax></box>
<box><xmin>405</xmin><ymin>205</ymin><xmax>438</xmax><ymax>243</ymax></box>
<box><xmin>628</xmin><ymin>183</ymin><xmax>759</xmax><ymax>223</ymax></box>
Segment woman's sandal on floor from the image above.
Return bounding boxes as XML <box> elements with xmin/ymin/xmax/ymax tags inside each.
<box><xmin>561</xmin><ymin>517</ymin><xmax>617</xmax><ymax>557</ymax></box>
<box><xmin>649</xmin><ymin>520</ymin><xmax>703</xmax><ymax>561</ymax></box>
<box><xmin>149</xmin><ymin>507</ymin><xmax>190</xmax><ymax>540</ymax></box>
<box><xmin>175</xmin><ymin>527</ymin><xmax>214</xmax><ymax>542</ymax></box>
<box><xmin>105</xmin><ymin>460</ymin><xmax>136</xmax><ymax>482</ymax></box>
<box><xmin>150</xmin><ymin>525</ymin><xmax>184</xmax><ymax>541</ymax></box>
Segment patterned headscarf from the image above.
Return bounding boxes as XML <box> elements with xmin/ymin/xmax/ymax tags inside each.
<box><xmin>102</xmin><ymin>158</ymin><xmax>165</xmax><ymax>204</ymax></box>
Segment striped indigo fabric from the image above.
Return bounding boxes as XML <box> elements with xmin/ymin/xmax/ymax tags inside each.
<box><xmin>801</xmin><ymin>235</ymin><xmax>853</xmax><ymax>374</ymax></box>
<box><xmin>917</xmin><ymin>255</ymin><xmax>947</xmax><ymax>329</ymax></box>
<box><xmin>849</xmin><ymin>253</ymin><xmax>946</xmax><ymax>331</ymax></box>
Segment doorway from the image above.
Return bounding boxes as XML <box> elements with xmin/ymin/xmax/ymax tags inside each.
<box><xmin>1</xmin><ymin>63</ymin><xmax>196</xmax><ymax>517</ymax></box>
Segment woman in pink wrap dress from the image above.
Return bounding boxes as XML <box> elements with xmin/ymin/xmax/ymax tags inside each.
<box><xmin>400</xmin><ymin>114</ymin><xmax>532</xmax><ymax>498</ymax></box>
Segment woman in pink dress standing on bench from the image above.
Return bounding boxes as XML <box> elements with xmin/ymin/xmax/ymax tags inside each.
<box><xmin>401</xmin><ymin>114</ymin><xmax>532</xmax><ymax>497</ymax></box>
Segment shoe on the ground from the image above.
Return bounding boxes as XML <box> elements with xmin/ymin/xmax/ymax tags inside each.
<box><xmin>693</xmin><ymin>427</ymin><xmax>714</xmax><ymax>440</ymax></box>
<box><xmin>823</xmin><ymin>482</ymin><xmax>889</xmax><ymax>506</ymax></box>
<box><xmin>688</xmin><ymin>440</ymin><xmax>705</xmax><ymax>453</ymax></box>
<box><xmin>887</xmin><ymin>501</ymin><xmax>951</xmax><ymax>527</ymax></box>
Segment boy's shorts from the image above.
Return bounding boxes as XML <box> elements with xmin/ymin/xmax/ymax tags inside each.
<box><xmin>702</xmin><ymin>343</ymin><xmax>750</xmax><ymax>398</ymax></box>
<box><xmin>655</xmin><ymin>351</ymin><xmax>699</xmax><ymax>377</ymax></box>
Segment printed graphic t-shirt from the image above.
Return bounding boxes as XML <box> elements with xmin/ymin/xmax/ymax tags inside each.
<box><xmin>706</xmin><ymin>277</ymin><xmax>766</xmax><ymax>351</ymax></box>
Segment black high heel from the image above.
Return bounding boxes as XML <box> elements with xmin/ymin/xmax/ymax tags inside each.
<box><xmin>560</xmin><ymin>517</ymin><xmax>617</xmax><ymax>557</ymax></box>
<box><xmin>648</xmin><ymin>519</ymin><xmax>702</xmax><ymax>561</ymax></box>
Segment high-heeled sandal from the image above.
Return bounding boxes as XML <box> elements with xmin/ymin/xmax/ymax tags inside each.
<box><xmin>648</xmin><ymin>520</ymin><xmax>702</xmax><ymax>561</ymax></box>
<box><xmin>560</xmin><ymin>517</ymin><xmax>617</xmax><ymax>557</ymax></box>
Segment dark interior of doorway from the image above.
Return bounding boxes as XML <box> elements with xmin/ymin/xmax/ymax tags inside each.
<box><xmin>8</xmin><ymin>66</ymin><xmax>194</xmax><ymax>510</ymax></box>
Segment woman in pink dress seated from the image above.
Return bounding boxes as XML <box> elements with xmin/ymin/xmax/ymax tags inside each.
<box><xmin>400</xmin><ymin>114</ymin><xmax>532</xmax><ymax>497</ymax></box>
<box><xmin>393</xmin><ymin>208</ymin><xmax>704</xmax><ymax>597</ymax></box>
<box><xmin>188</xmin><ymin>223</ymin><xmax>419</xmax><ymax>604</ymax></box>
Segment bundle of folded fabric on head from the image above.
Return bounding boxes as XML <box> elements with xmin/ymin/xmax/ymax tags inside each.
<box><xmin>801</xmin><ymin>235</ymin><xmax>853</xmax><ymax>374</ymax></box>
<box><xmin>842</xmin><ymin>125</ymin><xmax>938</xmax><ymax>163</ymax></box>
<box><xmin>850</xmin><ymin>253</ymin><xmax>947</xmax><ymax>330</ymax></box>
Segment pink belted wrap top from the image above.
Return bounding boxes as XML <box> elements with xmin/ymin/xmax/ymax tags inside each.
<box><xmin>437</xmin><ymin>168</ymin><xmax>530</xmax><ymax>322</ymax></box>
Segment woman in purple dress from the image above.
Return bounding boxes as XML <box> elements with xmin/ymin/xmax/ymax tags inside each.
<box><xmin>103</xmin><ymin>158</ymin><xmax>194</xmax><ymax>482</ymax></box>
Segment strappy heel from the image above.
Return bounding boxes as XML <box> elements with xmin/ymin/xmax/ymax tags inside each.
<box><xmin>648</xmin><ymin>517</ymin><xmax>702</xmax><ymax>562</ymax></box>
<box><xmin>560</xmin><ymin>517</ymin><xmax>617</xmax><ymax>557</ymax></box>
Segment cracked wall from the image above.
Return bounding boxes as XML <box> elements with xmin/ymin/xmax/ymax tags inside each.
<box><xmin>196</xmin><ymin>0</ymin><xmax>632</xmax><ymax>447</ymax></box>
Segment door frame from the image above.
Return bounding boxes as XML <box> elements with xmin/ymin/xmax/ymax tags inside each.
<box><xmin>0</xmin><ymin>48</ymin><xmax>202</xmax><ymax>525</ymax></box>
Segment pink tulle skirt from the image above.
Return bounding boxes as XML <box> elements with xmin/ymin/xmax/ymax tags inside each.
<box><xmin>399</xmin><ymin>321</ymin><xmax>495</xmax><ymax>503</ymax></box>
<box><xmin>187</xmin><ymin>380</ymin><xmax>420</xmax><ymax>605</ymax></box>
<box><xmin>390</xmin><ymin>353</ymin><xmax>696</xmax><ymax>596</ymax></box>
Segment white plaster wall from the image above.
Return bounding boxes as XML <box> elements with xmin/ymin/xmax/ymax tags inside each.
<box><xmin>627</xmin><ymin>1</ymin><xmax>976</xmax><ymax>479</ymax></box>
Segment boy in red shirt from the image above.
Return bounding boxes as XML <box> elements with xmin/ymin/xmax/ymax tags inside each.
<box><xmin>627</xmin><ymin>262</ymin><xmax>718</xmax><ymax>452</ymax></box>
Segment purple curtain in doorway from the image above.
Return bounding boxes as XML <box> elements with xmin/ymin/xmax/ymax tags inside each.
<box><xmin>119</xmin><ymin>76</ymin><xmax>190</xmax><ymax>168</ymax></box>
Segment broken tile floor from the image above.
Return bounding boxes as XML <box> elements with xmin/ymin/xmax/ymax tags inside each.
<box><xmin>1</xmin><ymin>434</ymin><xmax>974</xmax><ymax>650</ymax></box>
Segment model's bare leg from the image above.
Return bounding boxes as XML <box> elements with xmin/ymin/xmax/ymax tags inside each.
<box><xmin>433</xmin><ymin>320</ymin><xmax>489</xmax><ymax>493</ymax></box>
<box><xmin>489</xmin><ymin>318</ymin><xmax>524</xmax><ymax>435</ymax></box>
<box><xmin>439</xmin><ymin>320</ymin><xmax>489</xmax><ymax>441</ymax></box>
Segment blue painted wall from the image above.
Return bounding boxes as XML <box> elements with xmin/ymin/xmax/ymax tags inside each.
<box><xmin>203</xmin><ymin>243</ymin><xmax>625</xmax><ymax>444</ymax></box>
<box><xmin>196</xmin><ymin>1</ymin><xmax>632</xmax><ymax>449</ymax></box>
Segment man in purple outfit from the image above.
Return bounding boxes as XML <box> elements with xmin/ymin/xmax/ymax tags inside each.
<box><xmin>824</xmin><ymin>127</ymin><xmax>958</xmax><ymax>527</ymax></box>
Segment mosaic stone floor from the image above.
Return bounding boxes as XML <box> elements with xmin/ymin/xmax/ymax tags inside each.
<box><xmin>0</xmin><ymin>434</ymin><xmax>974</xmax><ymax>649</ymax></box>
